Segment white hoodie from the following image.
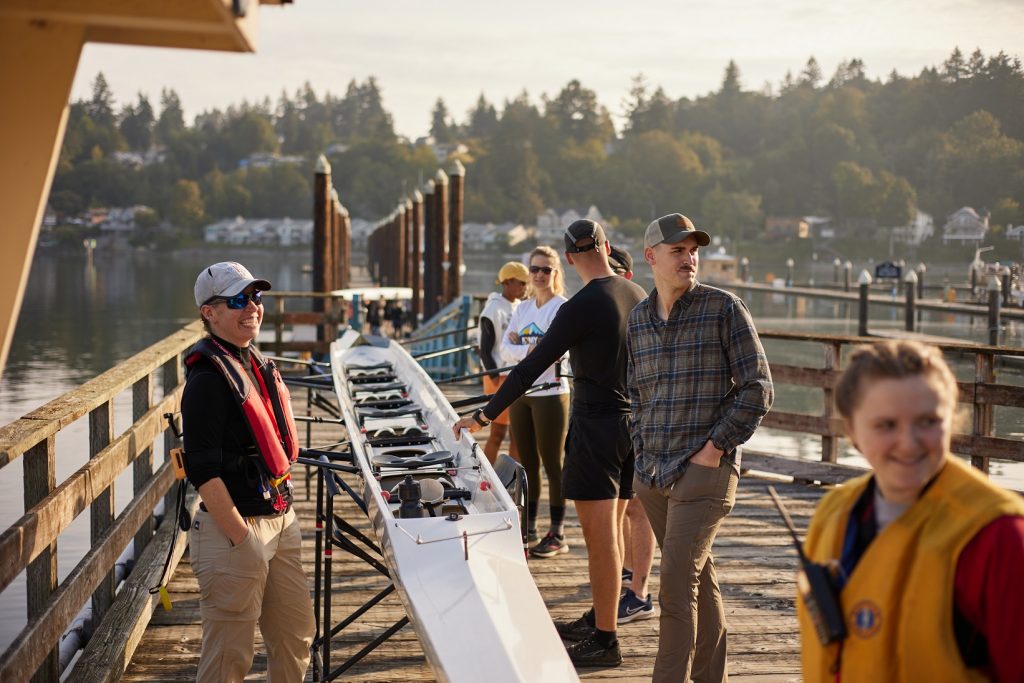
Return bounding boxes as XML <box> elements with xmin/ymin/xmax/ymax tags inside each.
<box><xmin>500</xmin><ymin>294</ymin><xmax>569</xmax><ymax>397</ymax></box>
<box><xmin>480</xmin><ymin>292</ymin><xmax>518</xmax><ymax>375</ymax></box>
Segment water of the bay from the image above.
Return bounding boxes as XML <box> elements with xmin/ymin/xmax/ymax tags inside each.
<box><xmin>0</xmin><ymin>246</ymin><xmax>1021</xmax><ymax>654</ymax></box>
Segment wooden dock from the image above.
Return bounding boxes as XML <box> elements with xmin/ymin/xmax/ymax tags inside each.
<box><xmin>121</xmin><ymin>382</ymin><xmax>823</xmax><ymax>682</ymax></box>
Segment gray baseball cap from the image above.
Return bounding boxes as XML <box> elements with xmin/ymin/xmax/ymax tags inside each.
<box><xmin>644</xmin><ymin>213</ymin><xmax>711</xmax><ymax>249</ymax></box>
<box><xmin>194</xmin><ymin>262</ymin><xmax>271</xmax><ymax>307</ymax></box>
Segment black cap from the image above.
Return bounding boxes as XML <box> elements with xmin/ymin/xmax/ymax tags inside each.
<box><xmin>609</xmin><ymin>245</ymin><xmax>633</xmax><ymax>276</ymax></box>
<box><xmin>564</xmin><ymin>219</ymin><xmax>607</xmax><ymax>253</ymax></box>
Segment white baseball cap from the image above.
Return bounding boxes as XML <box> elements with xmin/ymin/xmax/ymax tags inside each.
<box><xmin>194</xmin><ymin>262</ymin><xmax>271</xmax><ymax>307</ymax></box>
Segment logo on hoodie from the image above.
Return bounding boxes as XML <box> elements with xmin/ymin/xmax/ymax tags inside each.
<box><xmin>517</xmin><ymin>322</ymin><xmax>545</xmax><ymax>344</ymax></box>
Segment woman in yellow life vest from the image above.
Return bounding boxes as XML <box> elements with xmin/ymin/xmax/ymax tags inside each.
<box><xmin>798</xmin><ymin>340</ymin><xmax>1024</xmax><ymax>682</ymax></box>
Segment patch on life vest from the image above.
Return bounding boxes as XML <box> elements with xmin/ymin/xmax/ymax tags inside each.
<box><xmin>849</xmin><ymin>600</ymin><xmax>882</xmax><ymax>638</ymax></box>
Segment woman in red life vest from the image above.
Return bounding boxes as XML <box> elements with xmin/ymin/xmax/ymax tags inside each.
<box><xmin>799</xmin><ymin>340</ymin><xmax>1024</xmax><ymax>682</ymax></box>
<box><xmin>183</xmin><ymin>262</ymin><xmax>314</xmax><ymax>683</ymax></box>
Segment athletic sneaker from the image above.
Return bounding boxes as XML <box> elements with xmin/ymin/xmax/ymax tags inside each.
<box><xmin>554</xmin><ymin>609</ymin><xmax>595</xmax><ymax>641</ymax></box>
<box><xmin>617</xmin><ymin>588</ymin><xmax>656</xmax><ymax>624</ymax></box>
<box><xmin>529</xmin><ymin>531</ymin><xmax>568</xmax><ymax>558</ymax></box>
<box><xmin>621</xmin><ymin>567</ymin><xmax>633</xmax><ymax>586</ymax></box>
<box><xmin>566</xmin><ymin>633</ymin><xmax>622</xmax><ymax>668</ymax></box>
<box><xmin>523</xmin><ymin>529</ymin><xmax>539</xmax><ymax>548</ymax></box>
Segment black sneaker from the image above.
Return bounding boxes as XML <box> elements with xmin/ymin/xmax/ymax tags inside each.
<box><xmin>554</xmin><ymin>610</ymin><xmax>595</xmax><ymax>641</ymax></box>
<box><xmin>617</xmin><ymin>588</ymin><xmax>656</xmax><ymax>624</ymax></box>
<box><xmin>566</xmin><ymin>633</ymin><xmax>622</xmax><ymax>668</ymax></box>
<box><xmin>530</xmin><ymin>531</ymin><xmax>568</xmax><ymax>558</ymax></box>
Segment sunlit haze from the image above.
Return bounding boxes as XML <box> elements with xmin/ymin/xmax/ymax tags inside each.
<box><xmin>72</xmin><ymin>0</ymin><xmax>1023</xmax><ymax>138</ymax></box>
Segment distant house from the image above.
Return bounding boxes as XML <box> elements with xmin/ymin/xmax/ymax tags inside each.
<box><xmin>239</xmin><ymin>152</ymin><xmax>305</xmax><ymax>170</ymax></box>
<box><xmin>942</xmin><ymin>207</ymin><xmax>989</xmax><ymax>246</ymax></box>
<box><xmin>202</xmin><ymin>217</ymin><xmax>313</xmax><ymax>246</ymax></box>
<box><xmin>803</xmin><ymin>216</ymin><xmax>834</xmax><ymax>240</ymax></box>
<box><xmin>764</xmin><ymin>217</ymin><xmax>809</xmax><ymax>240</ymax></box>
<box><xmin>1006</xmin><ymin>224</ymin><xmax>1024</xmax><ymax>241</ymax></box>
<box><xmin>112</xmin><ymin>147</ymin><xmax>167</xmax><ymax>169</ymax></box>
<box><xmin>102</xmin><ymin>205</ymin><xmax>154</xmax><ymax>233</ymax></box>
<box><xmin>535</xmin><ymin>206</ymin><xmax>607</xmax><ymax>246</ymax></box>
<box><xmin>462</xmin><ymin>222</ymin><xmax>530</xmax><ymax>250</ymax></box>
<box><xmin>891</xmin><ymin>210</ymin><xmax>934</xmax><ymax>246</ymax></box>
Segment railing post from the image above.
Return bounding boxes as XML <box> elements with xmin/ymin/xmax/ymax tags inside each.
<box><xmin>133</xmin><ymin>373</ymin><xmax>154</xmax><ymax>558</ymax></box>
<box><xmin>972</xmin><ymin>351</ymin><xmax>994</xmax><ymax>473</ymax></box>
<box><xmin>411</xmin><ymin>190</ymin><xmax>424</xmax><ymax>327</ymax></box>
<box><xmin>448</xmin><ymin>160</ymin><xmax>464</xmax><ymax>300</ymax></box>
<box><xmin>163</xmin><ymin>354</ymin><xmax>184</xmax><ymax>517</ymax></box>
<box><xmin>275</xmin><ymin>296</ymin><xmax>285</xmax><ymax>357</ymax></box>
<box><xmin>435</xmin><ymin>169</ymin><xmax>450</xmax><ymax>308</ymax></box>
<box><xmin>987</xmin><ymin>276</ymin><xmax>1001</xmax><ymax>346</ymax></box>
<box><xmin>857</xmin><ymin>270</ymin><xmax>872</xmax><ymax>336</ymax></box>
<box><xmin>821</xmin><ymin>342</ymin><xmax>841</xmax><ymax>463</ymax></box>
<box><xmin>25</xmin><ymin>435</ymin><xmax>58</xmax><ymax>683</ymax></box>
<box><xmin>89</xmin><ymin>400</ymin><xmax>115</xmax><ymax>629</ymax></box>
<box><xmin>904</xmin><ymin>270</ymin><xmax>918</xmax><ymax>333</ymax></box>
<box><xmin>843</xmin><ymin>260</ymin><xmax>852</xmax><ymax>292</ymax></box>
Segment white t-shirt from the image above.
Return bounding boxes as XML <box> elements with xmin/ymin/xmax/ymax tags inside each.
<box><xmin>479</xmin><ymin>292</ymin><xmax>518</xmax><ymax>376</ymax></box>
<box><xmin>500</xmin><ymin>294</ymin><xmax>570</xmax><ymax>396</ymax></box>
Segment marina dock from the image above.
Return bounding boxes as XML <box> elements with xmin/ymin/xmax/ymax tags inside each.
<box><xmin>121</xmin><ymin>384</ymin><xmax>822</xmax><ymax>681</ymax></box>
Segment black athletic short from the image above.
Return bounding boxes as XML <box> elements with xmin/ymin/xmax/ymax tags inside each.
<box><xmin>562</xmin><ymin>412</ymin><xmax>635</xmax><ymax>501</ymax></box>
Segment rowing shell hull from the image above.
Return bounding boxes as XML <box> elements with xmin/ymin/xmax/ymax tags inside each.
<box><xmin>330</xmin><ymin>332</ymin><xmax>578</xmax><ymax>683</ymax></box>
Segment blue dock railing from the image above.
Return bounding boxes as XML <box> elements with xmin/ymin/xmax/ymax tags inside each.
<box><xmin>406</xmin><ymin>295</ymin><xmax>477</xmax><ymax>380</ymax></box>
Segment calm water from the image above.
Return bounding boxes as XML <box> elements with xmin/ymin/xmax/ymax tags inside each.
<box><xmin>0</xmin><ymin>247</ymin><xmax>1021</xmax><ymax>653</ymax></box>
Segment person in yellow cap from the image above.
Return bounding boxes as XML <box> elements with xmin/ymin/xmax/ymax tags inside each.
<box><xmin>477</xmin><ymin>261</ymin><xmax>529</xmax><ymax>464</ymax></box>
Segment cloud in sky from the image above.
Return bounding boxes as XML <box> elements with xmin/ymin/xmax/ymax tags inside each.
<box><xmin>72</xmin><ymin>0</ymin><xmax>1023</xmax><ymax>138</ymax></box>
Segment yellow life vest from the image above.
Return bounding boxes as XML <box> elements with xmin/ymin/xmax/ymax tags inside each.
<box><xmin>798</xmin><ymin>456</ymin><xmax>1024</xmax><ymax>682</ymax></box>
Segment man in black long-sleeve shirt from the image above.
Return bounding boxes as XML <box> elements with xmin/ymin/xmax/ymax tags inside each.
<box><xmin>454</xmin><ymin>221</ymin><xmax>645</xmax><ymax>668</ymax></box>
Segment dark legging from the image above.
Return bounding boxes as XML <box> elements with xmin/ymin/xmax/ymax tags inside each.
<box><xmin>509</xmin><ymin>393</ymin><xmax>569</xmax><ymax>521</ymax></box>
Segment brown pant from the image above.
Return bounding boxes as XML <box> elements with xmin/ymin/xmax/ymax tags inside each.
<box><xmin>189</xmin><ymin>508</ymin><xmax>315</xmax><ymax>683</ymax></box>
<box><xmin>634</xmin><ymin>461</ymin><xmax>738</xmax><ymax>683</ymax></box>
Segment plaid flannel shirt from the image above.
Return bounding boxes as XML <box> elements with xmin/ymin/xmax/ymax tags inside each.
<box><xmin>627</xmin><ymin>282</ymin><xmax>773</xmax><ymax>489</ymax></box>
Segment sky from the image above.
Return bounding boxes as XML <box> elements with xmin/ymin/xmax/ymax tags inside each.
<box><xmin>70</xmin><ymin>0</ymin><xmax>1024</xmax><ymax>139</ymax></box>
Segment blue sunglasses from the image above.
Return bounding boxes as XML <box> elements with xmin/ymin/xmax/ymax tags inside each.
<box><xmin>207</xmin><ymin>291</ymin><xmax>264</xmax><ymax>309</ymax></box>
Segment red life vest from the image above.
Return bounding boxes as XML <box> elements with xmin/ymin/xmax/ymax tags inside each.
<box><xmin>185</xmin><ymin>338</ymin><xmax>299</xmax><ymax>489</ymax></box>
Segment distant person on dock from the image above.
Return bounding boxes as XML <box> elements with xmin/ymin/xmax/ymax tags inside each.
<box><xmin>799</xmin><ymin>340</ymin><xmax>1024</xmax><ymax>682</ymax></box>
<box><xmin>183</xmin><ymin>262</ymin><xmax>315</xmax><ymax>683</ymax></box>
<box><xmin>454</xmin><ymin>220</ymin><xmax>646</xmax><ymax>668</ymax></box>
<box><xmin>386</xmin><ymin>298</ymin><xmax>405</xmax><ymax>338</ymax></box>
<box><xmin>608</xmin><ymin>245</ymin><xmax>658</xmax><ymax>627</ymax></box>
<box><xmin>500</xmin><ymin>246</ymin><xmax>571</xmax><ymax>558</ymax></box>
<box><xmin>628</xmin><ymin>213</ymin><xmax>773</xmax><ymax>683</ymax></box>
<box><xmin>477</xmin><ymin>261</ymin><xmax>529</xmax><ymax>465</ymax></box>
<box><xmin>366</xmin><ymin>296</ymin><xmax>385</xmax><ymax>336</ymax></box>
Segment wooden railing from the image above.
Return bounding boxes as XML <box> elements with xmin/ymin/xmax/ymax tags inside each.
<box><xmin>264</xmin><ymin>290</ymin><xmax>350</xmax><ymax>355</ymax></box>
<box><xmin>747</xmin><ymin>330</ymin><xmax>1024</xmax><ymax>485</ymax></box>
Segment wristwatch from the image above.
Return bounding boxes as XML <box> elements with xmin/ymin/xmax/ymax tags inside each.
<box><xmin>472</xmin><ymin>408</ymin><xmax>491</xmax><ymax>427</ymax></box>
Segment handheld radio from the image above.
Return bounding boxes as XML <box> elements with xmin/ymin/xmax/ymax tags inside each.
<box><xmin>767</xmin><ymin>486</ymin><xmax>847</xmax><ymax>645</ymax></box>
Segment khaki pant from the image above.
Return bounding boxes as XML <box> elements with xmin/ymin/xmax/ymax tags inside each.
<box><xmin>634</xmin><ymin>461</ymin><xmax>738</xmax><ymax>683</ymax></box>
<box><xmin>189</xmin><ymin>508</ymin><xmax>315</xmax><ymax>683</ymax></box>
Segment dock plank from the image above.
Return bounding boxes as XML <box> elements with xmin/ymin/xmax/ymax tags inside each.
<box><xmin>120</xmin><ymin>379</ymin><xmax>824</xmax><ymax>682</ymax></box>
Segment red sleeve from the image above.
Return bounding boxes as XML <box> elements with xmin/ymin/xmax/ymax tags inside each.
<box><xmin>954</xmin><ymin>515</ymin><xmax>1024</xmax><ymax>683</ymax></box>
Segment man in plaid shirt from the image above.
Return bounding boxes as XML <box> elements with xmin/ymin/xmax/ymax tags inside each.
<box><xmin>627</xmin><ymin>213</ymin><xmax>773</xmax><ymax>683</ymax></box>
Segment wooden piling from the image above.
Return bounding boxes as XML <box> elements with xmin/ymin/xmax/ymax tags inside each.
<box><xmin>858</xmin><ymin>270</ymin><xmax>871</xmax><ymax>336</ymax></box>
<box><xmin>988</xmin><ymin>277</ymin><xmax>1001</xmax><ymax>346</ymax></box>
<box><xmin>447</xmin><ymin>160</ymin><xmax>464</xmax><ymax>300</ymax></box>
<box><xmin>843</xmin><ymin>260</ymin><xmax>852</xmax><ymax>292</ymax></box>
<box><xmin>339</xmin><ymin>203</ymin><xmax>351</xmax><ymax>289</ymax></box>
<box><xmin>434</xmin><ymin>170</ymin><xmax>450</xmax><ymax>309</ymax></box>
<box><xmin>403</xmin><ymin>198</ymin><xmax>414</xmax><ymax>289</ymax></box>
<box><xmin>395</xmin><ymin>206</ymin><xmax>407</xmax><ymax>289</ymax></box>
<box><xmin>331</xmin><ymin>189</ymin><xmax>342</xmax><ymax>293</ymax></box>
<box><xmin>422</xmin><ymin>180</ymin><xmax>437</xmax><ymax>317</ymax></box>
<box><xmin>904</xmin><ymin>270</ymin><xmax>917</xmax><ymax>332</ymax></box>
<box><xmin>411</xmin><ymin>190</ymin><xmax>424</xmax><ymax>325</ymax></box>
<box><xmin>313</xmin><ymin>156</ymin><xmax>332</xmax><ymax>316</ymax></box>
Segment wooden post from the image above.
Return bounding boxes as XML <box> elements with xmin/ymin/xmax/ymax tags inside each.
<box><xmin>832</xmin><ymin>258</ymin><xmax>841</xmax><ymax>285</ymax></box>
<box><xmin>904</xmin><ymin>270</ymin><xmax>917</xmax><ymax>332</ymax></box>
<box><xmin>858</xmin><ymin>270</ymin><xmax>872</xmax><ymax>337</ymax></box>
<box><xmin>739</xmin><ymin>257</ymin><xmax>749</xmax><ymax>283</ymax></box>
<box><xmin>25</xmin><ymin>435</ymin><xmax>57</xmax><ymax>683</ymax></box>
<box><xmin>843</xmin><ymin>260</ymin><xmax>852</xmax><ymax>292</ymax></box>
<box><xmin>339</xmin><ymin>203</ymin><xmax>351</xmax><ymax>289</ymax></box>
<box><xmin>331</xmin><ymin>188</ymin><xmax>343</xmax><ymax>294</ymax></box>
<box><xmin>435</xmin><ymin>169</ymin><xmax>450</xmax><ymax>308</ymax></box>
<box><xmin>274</xmin><ymin>296</ymin><xmax>285</xmax><ymax>356</ymax></box>
<box><xmin>821</xmin><ymin>342</ymin><xmax>841</xmax><ymax>464</ymax></box>
<box><xmin>404</xmin><ymin>197</ymin><xmax>414</xmax><ymax>288</ymax></box>
<box><xmin>1002</xmin><ymin>267</ymin><xmax>1011</xmax><ymax>307</ymax></box>
<box><xmin>448</xmin><ymin>160</ymin><xmax>465</xmax><ymax>300</ymax></box>
<box><xmin>972</xmin><ymin>352</ymin><xmax>995</xmax><ymax>473</ymax></box>
<box><xmin>422</xmin><ymin>180</ymin><xmax>437</xmax><ymax>317</ymax></box>
<box><xmin>133</xmin><ymin>374</ymin><xmax>154</xmax><ymax>557</ymax></box>
<box><xmin>90</xmin><ymin>400</ymin><xmax>116</xmax><ymax>627</ymax></box>
<box><xmin>313</xmin><ymin>155</ymin><xmax>332</xmax><ymax>329</ymax></box>
<box><xmin>916</xmin><ymin>263</ymin><xmax>926</xmax><ymax>299</ymax></box>
<box><xmin>396</xmin><ymin>205</ymin><xmax>407</xmax><ymax>289</ymax></box>
<box><xmin>987</xmin><ymin>276</ymin><xmax>1001</xmax><ymax>346</ymax></box>
<box><xmin>411</xmin><ymin>190</ymin><xmax>424</xmax><ymax>326</ymax></box>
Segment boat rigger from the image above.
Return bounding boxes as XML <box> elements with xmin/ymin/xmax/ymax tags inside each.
<box><xmin>327</xmin><ymin>330</ymin><xmax>579</xmax><ymax>682</ymax></box>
